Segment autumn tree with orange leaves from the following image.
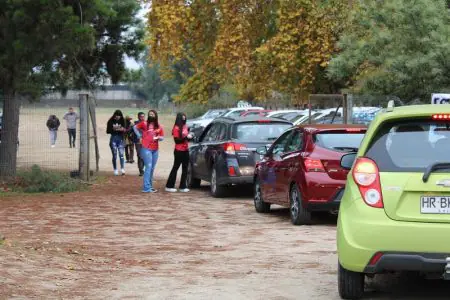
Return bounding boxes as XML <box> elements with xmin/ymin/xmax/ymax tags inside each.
<box><xmin>146</xmin><ymin>0</ymin><xmax>349</xmax><ymax>105</ymax></box>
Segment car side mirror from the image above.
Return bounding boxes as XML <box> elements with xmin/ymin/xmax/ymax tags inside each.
<box><xmin>340</xmin><ymin>153</ymin><xmax>357</xmax><ymax>170</ymax></box>
<box><xmin>256</xmin><ymin>146</ymin><xmax>268</xmax><ymax>156</ymax></box>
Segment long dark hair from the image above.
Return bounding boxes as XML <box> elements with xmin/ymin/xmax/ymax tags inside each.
<box><xmin>147</xmin><ymin>109</ymin><xmax>159</xmax><ymax>129</ymax></box>
<box><xmin>109</xmin><ymin>110</ymin><xmax>125</xmax><ymax>126</ymax></box>
<box><xmin>174</xmin><ymin>112</ymin><xmax>186</xmax><ymax>137</ymax></box>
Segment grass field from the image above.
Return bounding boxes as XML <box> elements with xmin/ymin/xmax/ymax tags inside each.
<box><xmin>17</xmin><ymin>106</ymin><xmax>178</xmax><ymax>178</ymax></box>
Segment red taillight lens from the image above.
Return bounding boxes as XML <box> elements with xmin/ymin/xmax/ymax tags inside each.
<box><xmin>352</xmin><ymin>157</ymin><xmax>383</xmax><ymax>208</ymax></box>
<box><xmin>432</xmin><ymin>114</ymin><xmax>450</xmax><ymax>120</ymax></box>
<box><xmin>228</xmin><ymin>166</ymin><xmax>236</xmax><ymax>176</ymax></box>
<box><xmin>368</xmin><ymin>252</ymin><xmax>383</xmax><ymax>265</ymax></box>
<box><xmin>304</xmin><ymin>158</ymin><xmax>325</xmax><ymax>172</ymax></box>
<box><xmin>223</xmin><ymin>143</ymin><xmax>247</xmax><ymax>155</ymax></box>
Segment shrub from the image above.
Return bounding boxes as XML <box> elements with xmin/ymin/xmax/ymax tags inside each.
<box><xmin>13</xmin><ymin>165</ymin><xmax>87</xmax><ymax>193</ymax></box>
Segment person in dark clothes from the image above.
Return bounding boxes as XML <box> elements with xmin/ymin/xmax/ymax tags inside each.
<box><xmin>133</xmin><ymin>112</ymin><xmax>146</xmax><ymax>176</ymax></box>
<box><xmin>63</xmin><ymin>107</ymin><xmax>79</xmax><ymax>148</ymax></box>
<box><xmin>46</xmin><ymin>115</ymin><xmax>60</xmax><ymax>148</ymax></box>
<box><xmin>124</xmin><ymin>115</ymin><xmax>135</xmax><ymax>163</ymax></box>
<box><xmin>165</xmin><ymin>113</ymin><xmax>193</xmax><ymax>192</ymax></box>
<box><xmin>106</xmin><ymin>110</ymin><xmax>126</xmax><ymax>176</ymax></box>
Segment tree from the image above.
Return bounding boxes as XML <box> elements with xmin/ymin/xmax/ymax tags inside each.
<box><xmin>327</xmin><ymin>0</ymin><xmax>450</xmax><ymax>102</ymax></box>
<box><xmin>146</xmin><ymin>0</ymin><xmax>348</xmax><ymax>105</ymax></box>
<box><xmin>122</xmin><ymin>49</ymin><xmax>182</xmax><ymax>107</ymax></box>
<box><xmin>0</xmin><ymin>0</ymin><xmax>144</xmax><ymax>176</ymax></box>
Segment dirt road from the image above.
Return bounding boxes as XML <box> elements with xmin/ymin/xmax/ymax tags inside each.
<box><xmin>2</xmin><ymin>176</ymin><xmax>450</xmax><ymax>299</ymax></box>
<box><xmin>3</xmin><ymin>107</ymin><xmax>450</xmax><ymax>299</ymax></box>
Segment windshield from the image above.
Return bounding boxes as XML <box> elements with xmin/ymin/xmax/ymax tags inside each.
<box><xmin>233</xmin><ymin>122</ymin><xmax>292</xmax><ymax>142</ymax></box>
<box><xmin>365</xmin><ymin>120</ymin><xmax>450</xmax><ymax>172</ymax></box>
<box><xmin>314</xmin><ymin>131</ymin><xmax>365</xmax><ymax>152</ymax></box>
<box><xmin>203</xmin><ymin>110</ymin><xmax>225</xmax><ymax>119</ymax></box>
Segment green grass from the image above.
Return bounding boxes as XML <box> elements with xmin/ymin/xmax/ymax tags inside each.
<box><xmin>5</xmin><ymin>165</ymin><xmax>90</xmax><ymax>194</ymax></box>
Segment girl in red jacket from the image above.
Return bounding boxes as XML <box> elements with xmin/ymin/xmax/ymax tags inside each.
<box><xmin>165</xmin><ymin>113</ymin><xmax>193</xmax><ymax>192</ymax></box>
<box><xmin>133</xmin><ymin>110</ymin><xmax>164</xmax><ymax>193</ymax></box>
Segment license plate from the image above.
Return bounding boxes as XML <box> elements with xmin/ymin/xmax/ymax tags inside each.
<box><xmin>421</xmin><ymin>196</ymin><xmax>450</xmax><ymax>214</ymax></box>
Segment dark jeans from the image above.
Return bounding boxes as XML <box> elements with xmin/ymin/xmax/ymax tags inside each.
<box><xmin>135</xmin><ymin>143</ymin><xmax>144</xmax><ymax>175</ymax></box>
<box><xmin>68</xmin><ymin>129</ymin><xmax>76</xmax><ymax>147</ymax></box>
<box><xmin>166</xmin><ymin>150</ymin><xmax>189</xmax><ymax>189</ymax></box>
<box><xmin>125</xmin><ymin>144</ymin><xmax>135</xmax><ymax>162</ymax></box>
<box><xmin>110</xmin><ymin>135</ymin><xmax>125</xmax><ymax>170</ymax></box>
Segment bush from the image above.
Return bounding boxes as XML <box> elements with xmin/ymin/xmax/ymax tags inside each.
<box><xmin>12</xmin><ymin>165</ymin><xmax>87</xmax><ymax>193</ymax></box>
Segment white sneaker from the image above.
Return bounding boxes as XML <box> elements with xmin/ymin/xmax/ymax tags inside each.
<box><xmin>114</xmin><ymin>169</ymin><xmax>119</xmax><ymax>176</ymax></box>
<box><xmin>165</xmin><ymin>188</ymin><xmax>177</xmax><ymax>193</ymax></box>
<box><xmin>179</xmin><ymin>188</ymin><xmax>190</xmax><ymax>193</ymax></box>
<box><xmin>121</xmin><ymin>169</ymin><xmax>126</xmax><ymax>176</ymax></box>
<box><xmin>51</xmin><ymin>145</ymin><xmax>55</xmax><ymax>148</ymax></box>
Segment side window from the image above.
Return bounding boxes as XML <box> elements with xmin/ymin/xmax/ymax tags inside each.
<box><xmin>270</xmin><ymin>130</ymin><xmax>294</xmax><ymax>156</ymax></box>
<box><xmin>203</xmin><ymin>123</ymin><xmax>221</xmax><ymax>142</ymax></box>
<box><xmin>217</xmin><ymin>123</ymin><xmax>228</xmax><ymax>141</ymax></box>
<box><xmin>286</xmin><ymin>130</ymin><xmax>304</xmax><ymax>153</ymax></box>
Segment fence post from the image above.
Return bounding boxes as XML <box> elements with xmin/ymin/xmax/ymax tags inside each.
<box><xmin>88</xmin><ymin>97</ymin><xmax>100</xmax><ymax>172</ymax></box>
<box><xmin>79</xmin><ymin>94</ymin><xmax>90</xmax><ymax>181</ymax></box>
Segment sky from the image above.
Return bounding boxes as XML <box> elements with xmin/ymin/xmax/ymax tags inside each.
<box><xmin>125</xmin><ymin>3</ymin><xmax>150</xmax><ymax>70</ymax></box>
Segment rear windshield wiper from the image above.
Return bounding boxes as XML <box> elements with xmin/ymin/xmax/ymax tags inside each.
<box><xmin>422</xmin><ymin>162</ymin><xmax>450</xmax><ymax>182</ymax></box>
<box><xmin>267</xmin><ymin>137</ymin><xmax>278</xmax><ymax>141</ymax></box>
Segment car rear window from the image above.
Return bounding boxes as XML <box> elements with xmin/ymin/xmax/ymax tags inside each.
<box><xmin>232</xmin><ymin>122</ymin><xmax>292</xmax><ymax>142</ymax></box>
<box><xmin>365</xmin><ymin>119</ymin><xmax>450</xmax><ymax>172</ymax></box>
<box><xmin>314</xmin><ymin>131</ymin><xmax>365</xmax><ymax>152</ymax></box>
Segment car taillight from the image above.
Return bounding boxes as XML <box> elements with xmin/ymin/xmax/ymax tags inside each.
<box><xmin>352</xmin><ymin>157</ymin><xmax>383</xmax><ymax>208</ymax></box>
<box><xmin>304</xmin><ymin>158</ymin><xmax>325</xmax><ymax>172</ymax></box>
<box><xmin>432</xmin><ymin>114</ymin><xmax>450</xmax><ymax>120</ymax></box>
<box><xmin>223</xmin><ymin>142</ymin><xmax>247</xmax><ymax>155</ymax></box>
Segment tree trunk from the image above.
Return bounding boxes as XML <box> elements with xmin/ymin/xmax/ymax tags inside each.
<box><xmin>0</xmin><ymin>93</ymin><xmax>21</xmax><ymax>177</ymax></box>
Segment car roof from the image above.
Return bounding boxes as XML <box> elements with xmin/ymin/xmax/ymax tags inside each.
<box><xmin>297</xmin><ymin>124</ymin><xmax>367</xmax><ymax>132</ymax></box>
<box><xmin>214</xmin><ymin>115</ymin><xmax>293</xmax><ymax>124</ymax></box>
<box><xmin>377</xmin><ymin>104</ymin><xmax>450</xmax><ymax>119</ymax></box>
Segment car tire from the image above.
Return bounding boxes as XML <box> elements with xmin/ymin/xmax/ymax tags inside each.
<box><xmin>338</xmin><ymin>263</ymin><xmax>365</xmax><ymax>299</ymax></box>
<box><xmin>289</xmin><ymin>184</ymin><xmax>312</xmax><ymax>225</ymax></box>
<box><xmin>254</xmin><ymin>177</ymin><xmax>270</xmax><ymax>213</ymax></box>
<box><xmin>210</xmin><ymin>165</ymin><xmax>226</xmax><ymax>198</ymax></box>
<box><xmin>187</xmin><ymin>163</ymin><xmax>201</xmax><ymax>189</ymax></box>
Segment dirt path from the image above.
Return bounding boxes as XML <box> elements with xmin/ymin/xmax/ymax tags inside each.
<box><xmin>2</xmin><ymin>176</ymin><xmax>450</xmax><ymax>299</ymax></box>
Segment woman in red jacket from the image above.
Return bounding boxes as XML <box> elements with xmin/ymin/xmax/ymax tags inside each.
<box><xmin>165</xmin><ymin>113</ymin><xmax>193</xmax><ymax>192</ymax></box>
<box><xmin>133</xmin><ymin>110</ymin><xmax>164</xmax><ymax>193</ymax></box>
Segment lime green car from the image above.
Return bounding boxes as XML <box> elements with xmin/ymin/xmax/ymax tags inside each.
<box><xmin>337</xmin><ymin>102</ymin><xmax>450</xmax><ymax>299</ymax></box>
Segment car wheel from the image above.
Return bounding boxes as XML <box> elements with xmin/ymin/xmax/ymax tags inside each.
<box><xmin>210</xmin><ymin>165</ymin><xmax>226</xmax><ymax>198</ymax></box>
<box><xmin>187</xmin><ymin>163</ymin><xmax>201</xmax><ymax>189</ymax></box>
<box><xmin>338</xmin><ymin>263</ymin><xmax>365</xmax><ymax>299</ymax></box>
<box><xmin>290</xmin><ymin>184</ymin><xmax>312</xmax><ymax>225</ymax></box>
<box><xmin>254</xmin><ymin>177</ymin><xmax>270</xmax><ymax>213</ymax></box>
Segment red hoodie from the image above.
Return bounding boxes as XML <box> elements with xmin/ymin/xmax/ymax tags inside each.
<box><xmin>173</xmin><ymin>125</ymin><xmax>189</xmax><ymax>152</ymax></box>
<box><xmin>135</xmin><ymin>122</ymin><xmax>164</xmax><ymax>151</ymax></box>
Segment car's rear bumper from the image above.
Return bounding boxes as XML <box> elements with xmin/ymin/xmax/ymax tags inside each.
<box><xmin>217</xmin><ymin>175</ymin><xmax>253</xmax><ymax>186</ymax></box>
<box><xmin>306</xmin><ymin>188</ymin><xmax>344</xmax><ymax>211</ymax></box>
<box><xmin>364</xmin><ymin>252</ymin><xmax>448</xmax><ymax>274</ymax></box>
<box><xmin>338</xmin><ymin>187</ymin><xmax>450</xmax><ymax>273</ymax></box>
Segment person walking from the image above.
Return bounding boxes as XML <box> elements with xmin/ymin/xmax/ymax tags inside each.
<box><xmin>124</xmin><ymin>115</ymin><xmax>135</xmax><ymax>164</ymax></box>
<box><xmin>46</xmin><ymin>115</ymin><xmax>60</xmax><ymax>148</ymax></box>
<box><xmin>133</xmin><ymin>112</ymin><xmax>146</xmax><ymax>176</ymax></box>
<box><xmin>106</xmin><ymin>110</ymin><xmax>126</xmax><ymax>176</ymax></box>
<box><xmin>165</xmin><ymin>113</ymin><xmax>193</xmax><ymax>192</ymax></box>
<box><xmin>134</xmin><ymin>110</ymin><xmax>164</xmax><ymax>193</ymax></box>
<box><xmin>63</xmin><ymin>107</ymin><xmax>79</xmax><ymax>148</ymax></box>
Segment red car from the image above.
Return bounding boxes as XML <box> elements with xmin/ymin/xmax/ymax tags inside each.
<box><xmin>253</xmin><ymin>124</ymin><xmax>367</xmax><ymax>225</ymax></box>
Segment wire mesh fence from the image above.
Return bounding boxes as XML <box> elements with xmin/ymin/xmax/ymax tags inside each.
<box><xmin>16</xmin><ymin>104</ymin><xmax>80</xmax><ymax>172</ymax></box>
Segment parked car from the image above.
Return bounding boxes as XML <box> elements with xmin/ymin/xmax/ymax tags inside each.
<box><xmin>187</xmin><ymin>116</ymin><xmax>293</xmax><ymax>197</ymax></box>
<box><xmin>187</xmin><ymin>109</ymin><xmax>226</xmax><ymax>130</ymax></box>
<box><xmin>337</xmin><ymin>103</ymin><xmax>450</xmax><ymax>299</ymax></box>
<box><xmin>253</xmin><ymin>124</ymin><xmax>367</xmax><ymax>225</ymax></box>
<box><xmin>221</xmin><ymin>107</ymin><xmax>264</xmax><ymax>118</ymax></box>
<box><xmin>239</xmin><ymin>110</ymin><xmax>273</xmax><ymax>117</ymax></box>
